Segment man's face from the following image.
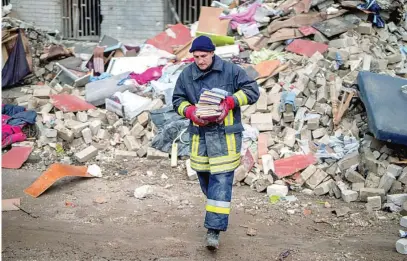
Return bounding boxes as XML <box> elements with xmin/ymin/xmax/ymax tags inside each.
<box><xmin>193</xmin><ymin>51</ymin><xmax>214</xmax><ymax>71</ymax></box>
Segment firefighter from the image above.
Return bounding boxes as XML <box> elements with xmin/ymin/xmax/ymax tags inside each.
<box><xmin>172</xmin><ymin>35</ymin><xmax>259</xmax><ymax>250</ymax></box>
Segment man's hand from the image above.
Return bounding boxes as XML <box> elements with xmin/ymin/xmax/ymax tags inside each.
<box><xmin>185</xmin><ymin>105</ymin><xmax>209</xmax><ymax>127</ymax></box>
<box><xmin>216</xmin><ymin>96</ymin><xmax>235</xmax><ymax>123</ymax></box>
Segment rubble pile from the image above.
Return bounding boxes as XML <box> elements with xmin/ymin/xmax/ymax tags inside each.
<box><xmin>3</xmin><ymin>0</ymin><xmax>407</xmax><ymax>216</ymax></box>
<box><xmin>2</xmin><ymin>17</ymin><xmax>72</xmax><ymax>84</ymax></box>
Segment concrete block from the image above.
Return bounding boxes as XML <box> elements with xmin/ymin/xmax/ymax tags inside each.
<box><xmin>147</xmin><ymin>147</ymin><xmax>169</xmax><ymax>159</ymax></box>
<box><xmin>124</xmin><ymin>136</ymin><xmax>141</xmax><ymax>151</ymax></box>
<box><xmin>244</xmin><ymin>173</ymin><xmax>256</xmax><ymax>186</ymax></box>
<box><xmin>366</xmin><ymin>196</ymin><xmax>381</xmax><ymax>210</ymax></box>
<box><xmin>297</xmin><ymin>165</ymin><xmax>317</xmax><ymax>186</ymax></box>
<box><xmin>396</xmin><ymin>239</ymin><xmax>407</xmax><ymax>255</ymax></box>
<box><xmin>283</xmin><ymin>127</ymin><xmax>296</xmax><ymax>148</ymax></box>
<box><xmin>90</xmin><ymin>120</ymin><xmax>102</xmax><ymax>135</ymax></box>
<box><xmin>365</xmin><ymin>172</ymin><xmax>381</xmax><ymax>188</ymax></box>
<box><xmin>97</xmin><ymin>129</ymin><xmax>110</xmax><ymax>140</ymax></box>
<box><xmin>352</xmin><ymin>182</ymin><xmax>365</xmax><ymax>192</ymax></box>
<box><xmin>306</xmin><ymin>169</ymin><xmax>328</xmax><ymax>189</ymax></box>
<box><xmin>305</xmin><ymin>96</ymin><xmax>316</xmax><ymax>109</ymax></box>
<box><xmin>137</xmin><ymin>146</ymin><xmax>148</xmax><ymax>157</ymax></box>
<box><xmin>43</xmin><ymin>128</ymin><xmax>57</xmax><ymax>138</ymax></box>
<box><xmin>112</xmin><ymin>119</ymin><xmax>124</xmax><ymax>129</ymax></box>
<box><xmin>130</xmin><ymin>123</ymin><xmax>145</xmax><ymax>138</ymax></box>
<box><xmin>387</xmin><ymin>164</ymin><xmax>403</xmax><ymax>177</ymax></box>
<box><xmin>81</xmin><ymin>128</ymin><xmax>92</xmax><ymax>144</ymax></box>
<box><xmin>115</xmin><ymin>150</ymin><xmax>139</xmax><ymax>159</ymax></box>
<box><xmin>316</xmin><ymin>85</ymin><xmax>329</xmax><ymax>104</ymax></box>
<box><xmin>40</xmin><ymin>103</ymin><xmax>53</xmax><ymax>114</ymax></box>
<box><xmin>314</xmin><ymin>179</ymin><xmax>334</xmax><ymax>196</ymax></box>
<box><xmin>390</xmin><ymin>181</ymin><xmax>403</xmax><ymax>194</ymax></box>
<box><xmin>271</xmin><ymin>104</ymin><xmax>281</xmax><ymax>122</ymax></box>
<box><xmin>307</xmin><ymin>117</ymin><xmax>320</xmax><ymax>130</ymax></box>
<box><xmin>378</xmin><ymin>172</ymin><xmax>396</xmax><ymax>193</ymax></box>
<box><xmin>137</xmin><ymin>112</ymin><xmax>150</xmax><ymax>127</ymax></box>
<box><xmin>75</xmin><ymin>146</ymin><xmax>98</xmax><ymax>163</ymax></box>
<box><xmin>118</xmin><ymin>126</ymin><xmax>130</xmax><ymax>137</ymax></box>
<box><xmin>312</xmin><ymin>128</ymin><xmax>326</xmax><ymax>139</ymax></box>
<box><xmin>398</xmin><ymin>168</ymin><xmax>407</xmax><ymax>184</ymax></box>
<box><xmin>342</xmin><ymin>190</ymin><xmax>358</xmax><ymax>203</ymax></box>
<box><xmin>345</xmin><ymin>170</ymin><xmax>366</xmax><ymax>183</ymax></box>
<box><xmin>33</xmin><ymin>86</ymin><xmax>51</xmax><ymax>98</ymax></box>
<box><xmin>106</xmin><ymin>111</ymin><xmax>119</xmax><ymax>125</ymax></box>
<box><xmin>300</xmin><ymin>128</ymin><xmax>312</xmax><ymax>141</ymax></box>
<box><xmin>55</xmin><ymin>111</ymin><xmax>64</xmax><ymax>120</ymax></box>
<box><xmin>387</xmin><ymin>194</ymin><xmax>407</xmax><ymax>206</ymax></box>
<box><xmin>256</xmin><ymin>88</ymin><xmax>268</xmax><ymax>112</ymax></box>
<box><xmin>401</xmin><ymin>216</ymin><xmax>407</xmax><ymax>228</ymax></box>
<box><xmin>251</xmin><ymin>113</ymin><xmax>273</xmax><ymax>131</ymax></box>
<box><xmin>76</xmin><ymin>111</ymin><xmax>88</xmax><ymax>123</ymax></box>
<box><xmin>283</xmin><ymin>112</ymin><xmax>295</xmax><ymax>123</ymax></box>
<box><xmin>147</xmin><ymin>99</ymin><xmax>164</xmax><ymax>111</ymax></box>
<box><xmin>359</xmin><ymin>188</ymin><xmax>385</xmax><ymax>202</ymax></box>
<box><xmin>54</xmin><ymin>125</ymin><xmax>74</xmax><ymax>142</ymax></box>
<box><xmin>387</xmin><ymin>54</ymin><xmax>402</xmax><ymax>64</ymax></box>
<box><xmin>267</xmin><ymin>184</ymin><xmax>288</xmax><ymax>197</ymax></box>
<box><xmin>64</xmin><ymin>112</ymin><xmax>75</xmax><ymax>121</ymax></box>
<box><xmin>358</xmin><ymin>22</ymin><xmax>372</xmax><ymax>34</ymax></box>
<box><xmin>186</xmin><ymin>159</ymin><xmax>198</xmax><ymax>180</ymax></box>
<box><xmin>329</xmin><ymin>38</ymin><xmax>347</xmax><ymax>49</ymax></box>
<box><xmin>338</xmin><ymin>152</ymin><xmax>360</xmax><ymax>171</ymax></box>
<box><xmin>234</xmin><ymin>165</ymin><xmax>248</xmax><ymax>183</ymax></box>
<box><xmin>70</xmin><ymin>122</ymin><xmax>89</xmax><ymax>138</ymax></box>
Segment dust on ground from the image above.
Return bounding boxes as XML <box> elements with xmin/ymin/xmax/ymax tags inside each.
<box><xmin>2</xmin><ymin>159</ymin><xmax>402</xmax><ymax>261</ymax></box>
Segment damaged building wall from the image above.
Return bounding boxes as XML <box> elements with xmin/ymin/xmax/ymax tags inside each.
<box><xmin>100</xmin><ymin>0</ymin><xmax>168</xmax><ymax>44</ymax></box>
<box><xmin>10</xmin><ymin>0</ymin><xmax>61</xmax><ymax>32</ymax></box>
<box><xmin>10</xmin><ymin>0</ymin><xmax>169</xmax><ymax>43</ymax></box>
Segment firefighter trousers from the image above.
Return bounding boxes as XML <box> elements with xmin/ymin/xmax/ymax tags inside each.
<box><xmin>197</xmin><ymin>171</ymin><xmax>234</xmax><ymax>231</ymax></box>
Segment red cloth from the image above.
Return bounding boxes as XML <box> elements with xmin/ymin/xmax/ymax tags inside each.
<box><xmin>2</xmin><ymin>114</ymin><xmax>26</xmax><ymax>148</ymax></box>
<box><xmin>128</xmin><ymin>66</ymin><xmax>164</xmax><ymax>85</ymax></box>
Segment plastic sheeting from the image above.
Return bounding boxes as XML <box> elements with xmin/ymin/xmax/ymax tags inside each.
<box><xmin>2</xmin><ymin>31</ymin><xmax>31</xmax><ymax>88</ymax></box>
<box><xmin>150</xmin><ymin>106</ymin><xmax>190</xmax><ymax>157</ymax></box>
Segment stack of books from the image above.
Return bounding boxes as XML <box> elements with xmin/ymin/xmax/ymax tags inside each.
<box><xmin>195</xmin><ymin>90</ymin><xmax>226</xmax><ymax>118</ymax></box>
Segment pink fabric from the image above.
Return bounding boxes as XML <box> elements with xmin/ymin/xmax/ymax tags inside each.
<box><xmin>220</xmin><ymin>3</ymin><xmax>261</xmax><ymax>30</ymax></box>
<box><xmin>129</xmin><ymin>66</ymin><xmax>164</xmax><ymax>85</ymax></box>
<box><xmin>2</xmin><ymin>124</ymin><xmax>26</xmax><ymax>148</ymax></box>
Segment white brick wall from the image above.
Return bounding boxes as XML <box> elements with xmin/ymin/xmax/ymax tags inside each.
<box><xmin>10</xmin><ymin>0</ymin><xmax>167</xmax><ymax>43</ymax></box>
<box><xmin>10</xmin><ymin>0</ymin><xmax>62</xmax><ymax>32</ymax></box>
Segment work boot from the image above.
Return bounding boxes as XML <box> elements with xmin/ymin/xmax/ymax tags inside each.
<box><xmin>206</xmin><ymin>229</ymin><xmax>220</xmax><ymax>251</ymax></box>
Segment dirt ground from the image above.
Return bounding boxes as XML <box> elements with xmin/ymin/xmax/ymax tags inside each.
<box><xmin>1</xmin><ymin>159</ymin><xmax>404</xmax><ymax>261</ymax></box>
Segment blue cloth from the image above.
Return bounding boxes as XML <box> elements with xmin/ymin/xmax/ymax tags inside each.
<box><xmin>2</xmin><ymin>104</ymin><xmax>25</xmax><ymax>116</ymax></box>
<box><xmin>189</xmin><ymin>35</ymin><xmax>216</xmax><ymax>53</ymax></box>
<box><xmin>90</xmin><ymin>72</ymin><xmax>112</xmax><ymax>82</ymax></box>
<box><xmin>197</xmin><ymin>171</ymin><xmax>234</xmax><ymax>231</ymax></box>
<box><xmin>6</xmin><ymin>110</ymin><xmax>37</xmax><ymax>126</ymax></box>
<box><xmin>279</xmin><ymin>91</ymin><xmax>297</xmax><ymax>112</ymax></box>
<box><xmin>357</xmin><ymin>0</ymin><xmax>385</xmax><ymax>28</ymax></box>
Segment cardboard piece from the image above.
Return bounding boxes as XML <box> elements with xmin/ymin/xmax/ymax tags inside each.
<box><xmin>197</xmin><ymin>7</ymin><xmax>230</xmax><ymax>36</ymax></box>
<box><xmin>50</xmin><ymin>94</ymin><xmax>96</xmax><ymax>112</ymax></box>
<box><xmin>146</xmin><ymin>24</ymin><xmax>192</xmax><ymax>54</ymax></box>
<box><xmin>268</xmin><ymin>28</ymin><xmax>303</xmax><ymax>43</ymax></box>
<box><xmin>2</xmin><ymin>146</ymin><xmax>33</xmax><ymax>169</ymax></box>
<box><xmin>24</xmin><ymin>164</ymin><xmax>94</xmax><ymax>198</ymax></box>
<box><xmin>2</xmin><ymin>198</ymin><xmax>21</xmax><ymax>211</ymax></box>
<box><xmin>254</xmin><ymin>60</ymin><xmax>281</xmax><ymax>79</ymax></box>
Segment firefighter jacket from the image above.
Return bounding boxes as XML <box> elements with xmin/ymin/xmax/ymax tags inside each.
<box><xmin>173</xmin><ymin>55</ymin><xmax>259</xmax><ymax>174</ymax></box>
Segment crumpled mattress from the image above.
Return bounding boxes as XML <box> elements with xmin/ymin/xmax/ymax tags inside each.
<box><xmin>357</xmin><ymin>71</ymin><xmax>407</xmax><ymax>145</ymax></box>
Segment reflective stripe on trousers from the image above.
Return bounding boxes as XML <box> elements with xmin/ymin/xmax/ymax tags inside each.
<box><xmin>197</xmin><ymin>171</ymin><xmax>234</xmax><ymax>231</ymax></box>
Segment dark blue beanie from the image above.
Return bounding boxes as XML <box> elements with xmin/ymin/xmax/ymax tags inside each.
<box><xmin>189</xmin><ymin>35</ymin><xmax>215</xmax><ymax>53</ymax></box>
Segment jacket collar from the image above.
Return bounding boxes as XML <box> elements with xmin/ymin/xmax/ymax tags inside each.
<box><xmin>192</xmin><ymin>55</ymin><xmax>224</xmax><ymax>81</ymax></box>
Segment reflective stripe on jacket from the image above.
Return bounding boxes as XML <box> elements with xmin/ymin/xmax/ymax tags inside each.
<box><xmin>172</xmin><ymin>55</ymin><xmax>259</xmax><ymax>174</ymax></box>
